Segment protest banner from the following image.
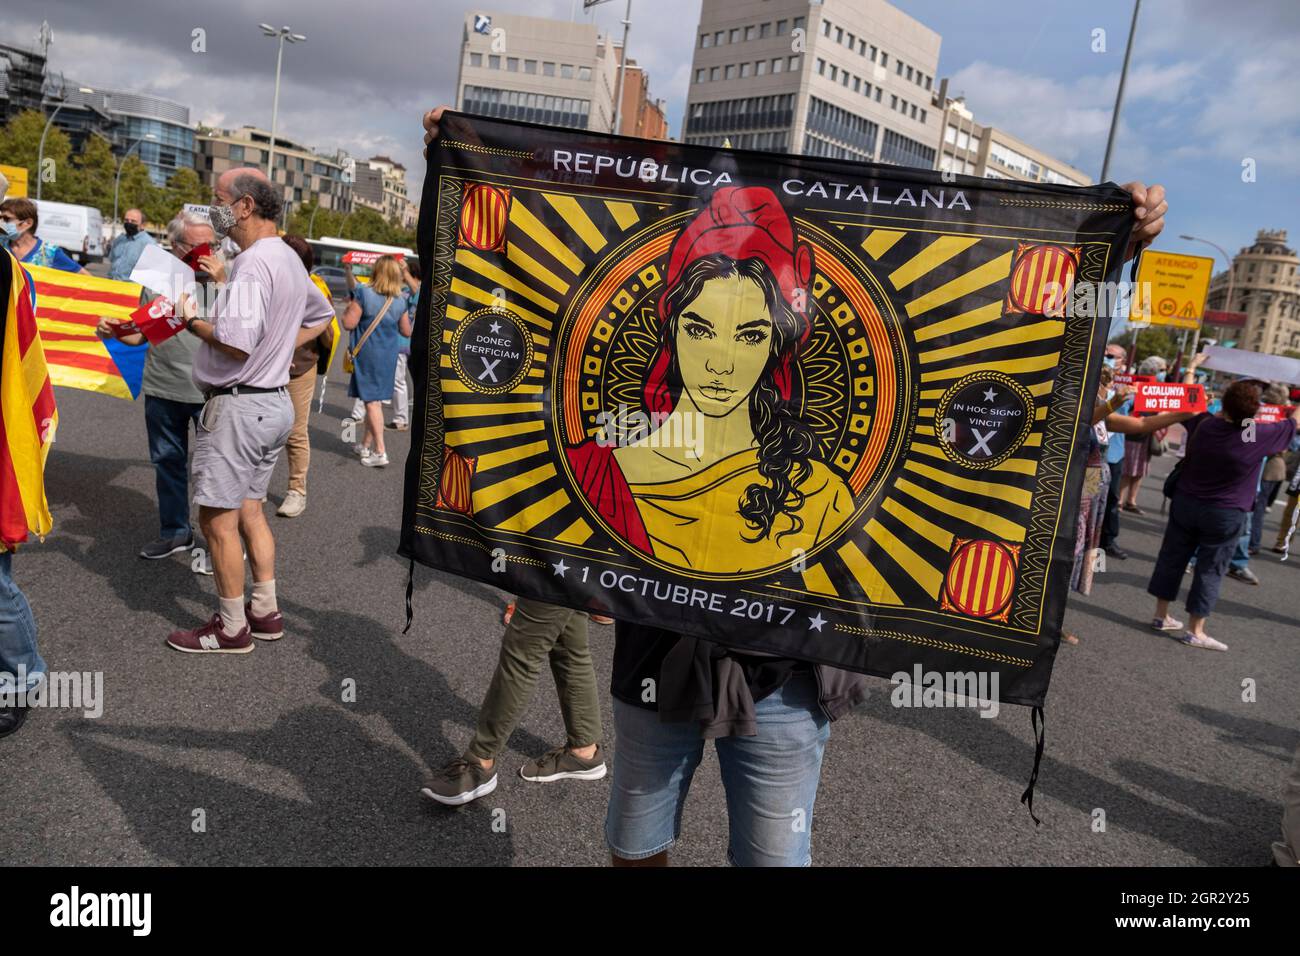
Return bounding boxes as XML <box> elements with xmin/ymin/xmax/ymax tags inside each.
<box><xmin>400</xmin><ymin>112</ymin><xmax>1135</xmax><ymax>708</ymax></box>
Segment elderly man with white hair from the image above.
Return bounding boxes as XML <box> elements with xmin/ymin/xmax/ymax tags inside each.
<box><xmin>96</xmin><ymin>209</ymin><xmax>224</xmax><ymax>563</ymax></box>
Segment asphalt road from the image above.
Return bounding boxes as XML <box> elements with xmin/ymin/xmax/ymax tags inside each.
<box><xmin>2</xmin><ymin>368</ymin><xmax>1298</xmax><ymax>867</ymax></box>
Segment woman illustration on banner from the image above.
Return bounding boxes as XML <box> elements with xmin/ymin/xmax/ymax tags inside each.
<box><xmin>566</xmin><ymin>186</ymin><xmax>854</xmax><ymax>574</ymax></box>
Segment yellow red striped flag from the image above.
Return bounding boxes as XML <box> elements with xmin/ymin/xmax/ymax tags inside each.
<box><xmin>25</xmin><ymin>264</ymin><xmax>146</xmax><ymax>400</ymax></box>
<box><xmin>1</xmin><ymin>251</ymin><xmax>56</xmax><ymax>549</ymax></box>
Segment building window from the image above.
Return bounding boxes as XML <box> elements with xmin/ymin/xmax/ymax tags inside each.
<box><xmin>560</xmin><ymin>63</ymin><xmax>574</xmax><ymax>79</ymax></box>
<box><xmin>846</xmin><ymin>31</ymin><xmax>855</xmax><ymax>48</ymax></box>
<box><xmin>228</xmin><ymin>144</ymin><xmax>245</xmax><ymax>162</ymax></box>
<box><xmin>828</xmin><ymin>64</ymin><xmax>837</xmax><ymax>81</ymax></box>
<box><xmin>756</xmin><ymin>60</ymin><xmax>767</xmax><ymax>75</ymax></box>
<box><xmin>896</xmin><ymin>60</ymin><xmax>904</xmax><ymax>74</ymax></box>
<box><xmin>835</xmin><ymin>26</ymin><xmax>844</xmax><ymax>43</ymax></box>
<box><xmin>729</xmin><ymin>28</ymin><xmax>739</xmax><ymax>43</ymax></box>
<box><xmin>906</xmin><ymin>65</ymin><xmax>914</xmax><ymax>80</ymax></box>
<box><xmin>745</xmin><ymin>25</ymin><xmax>756</xmax><ymax>41</ymax></box>
<box><xmin>910</xmin><ymin>104</ymin><xmax>918</xmax><ymax>119</ymax></box>
<box><xmin>578</xmin><ymin>65</ymin><xmax>591</xmax><ymax>81</ymax></box>
<box><xmin>776</xmin><ymin>19</ymin><xmax>788</xmax><ymax>35</ymax></box>
<box><xmin>701</xmin><ymin>33</ymin><xmax>712</xmax><ymax>48</ymax></box>
<box><xmin>710</xmin><ymin>66</ymin><xmax>720</xmax><ymax>81</ymax></box>
<box><xmin>772</xmin><ymin>58</ymin><xmax>783</xmax><ymax>73</ymax></box>
<box><xmin>696</xmin><ymin>68</ymin><xmax>706</xmax><ymax>83</ymax></box>
<box><xmin>489</xmin><ymin>54</ymin><xmax>501</xmax><ymax>69</ymax></box>
<box><xmin>869</xmin><ymin>45</ymin><xmax>877</xmax><ymax>62</ymax></box>
<box><xmin>543</xmin><ymin>61</ymin><xmax>556</xmax><ymax>76</ymax></box>
<box><xmin>925</xmin><ymin>75</ymin><xmax>933</xmax><ymax>90</ymax></box>
<box><xmin>793</xmin><ymin>16</ymin><xmax>804</xmax><ymax>31</ymax></box>
<box><xmin>760</xmin><ymin>22</ymin><xmax>771</xmax><ymax>38</ymax></box>
<box><xmin>524</xmin><ymin>59</ymin><xmax>537</xmax><ymax>73</ymax></box>
<box><xmin>715</xmin><ymin>31</ymin><xmax>724</xmax><ymax>45</ymax></box>
<box><xmin>880</xmin><ymin>52</ymin><xmax>888</xmax><ymax>68</ymax></box>
<box><xmin>789</xmin><ymin>55</ymin><xmax>801</xmax><ymax>71</ymax></box>
<box><xmin>740</xmin><ymin>62</ymin><xmax>751</xmax><ymax>78</ymax></box>
<box><xmin>863</xmin><ymin>82</ymin><xmax>871</xmax><ymax>97</ymax></box>
<box><xmin>890</xmin><ymin>94</ymin><xmax>898</xmax><ymax>109</ymax></box>
<box><xmin>725</xmin><ymin>64</ymin><xmax>736</xmax><ymax>79</ymax></box>
<box><xmin>507</xmin><ymin>57</ymin><xmax>518</xmax><ymax>71</ymax></box>
<box><xmin>858</xmin><ymin>39</ymin><xmax>866</xmax><ymax>56</ymax></box>
<box><xmin>919</xmin><ymin>108</ymin><xmax>927</xmax><ymax>123</ymax></box>
<box><xmin>469</xmin><ymin>52</ymin><xmax>482</xmax><ymax>67</ymax></box>
<box><xmin>822</xmin><ymin>19</ymin><xmax>831</xmax><ymax>37</ymax></box>
<box><xmin>817</xmin><ymin>58</ymin><xmax>826</xmax><ymax>75</ymax></box>
<box><xmin>853</xmin><ymin>76</ymin><xmax>861</xmax><ymax>92</ymax></box>
<box><xmin>875</xmin><ymin>87</ymin><xmax>882</xmax><ymax>101</ymax></box>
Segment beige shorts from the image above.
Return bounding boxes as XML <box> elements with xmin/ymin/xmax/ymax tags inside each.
<box><xmin>192</xmin><ymin>390</ymin><xmax>294</xmax><ymax>510</ymax></box>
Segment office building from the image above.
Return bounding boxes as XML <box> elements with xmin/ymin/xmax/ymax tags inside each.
<box><xmin>197</xmin><ymin>126</ymin><xmax>352</xmax><ymax>214</ymax></box>
<box><xmin>58</xmin><ymin>86</ymin><xmax>195</xmax><ymax>187</ymax></box>
<box><xmin>616</xmin><ymin>58</ymin><xmax>670</xmax><ymax>140</ymax></box>
<box><xmin>0</xmin><ymin>41</ymin><xmax>48</xmax><ymax>123</ymax></box>
<box><xmin>352</xmin><ymin>155</ymin><xmax>414</xmax><ymax>227</ymax></box>
<box><xmin>936</xmin><ymin>96</ymin><xmax>1091</xmax><ymax>186</ymax></box>
<box><xmin>684</xmin><ymin>0</ymin><xmax>941</xmax><ymax>163</ymax></box>
<box><xmin>455</xmin><ymin>11</ymin><xmax>621</xmax><ymax>132</ymax></box>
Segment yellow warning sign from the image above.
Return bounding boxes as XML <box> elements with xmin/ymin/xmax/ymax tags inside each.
<box><xmin>0</xmin><ymin>164</ymin><xmax>27</xmax><ymax>198</ymax></box>
<box><xmin>1128</xmin><ymin>250</ymin><xmax>1215</xmax><ymax>330</ymax></box>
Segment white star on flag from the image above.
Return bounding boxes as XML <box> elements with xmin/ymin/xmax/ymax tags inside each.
<box><xmin>809</xmin><ymin>613</ymin><xmax>827</xmax><ymax>632</ymax></box>
<box><xmin>552</xmin><ymin>560</ymin><xmax>569</xmax><ymax>577</ymax></box>
<box><xmin>489</xmin><ymin>321</ymin><xmax>502</xmax><ymax>334</ymax></box>
<box><xmin>983</xmin><ymin>388</ymin><xmax>997</xmax><ymax>402</ymax></box>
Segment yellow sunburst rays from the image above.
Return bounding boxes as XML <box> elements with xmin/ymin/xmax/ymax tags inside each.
<box><xmin>800</xmin><ymin>232</ymin><xmax>1051</xmax><ymax>605</ymax></box>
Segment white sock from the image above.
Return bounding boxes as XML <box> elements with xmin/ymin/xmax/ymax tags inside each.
<box><xmin>250</xmin><ymin>579</ymin><xmax>277</xmax><ymax>617</ymax></box>
<box><xmin>219</xmin><ymin>596</ymin><xmax>246</xmax><ymax>633</ymax></box>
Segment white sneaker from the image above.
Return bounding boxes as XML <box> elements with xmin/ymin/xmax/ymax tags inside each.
<box><xmin>353</xmin><ymin>444</ymin><xmax>371</xmax><ymax>459</ymax></box>
<box><xmin>277</xmin><ymin>491</ymin><xmax>307</xmax><ymax>518</ymax></box>
<box><xmin>1180</xmin><ymin>632</ymin><xmax>1228</xmax><ymax>652</ymax></box>
<box><xmin>362</xmin><ymin>452</ymin><xmax>389</xmax><ymax>467</ymax></box>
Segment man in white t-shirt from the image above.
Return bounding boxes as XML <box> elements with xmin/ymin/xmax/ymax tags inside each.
<box><xmin>167</xmin><ymin>167</ymin><xmax>334</xmax><ymax>654</ymax></box>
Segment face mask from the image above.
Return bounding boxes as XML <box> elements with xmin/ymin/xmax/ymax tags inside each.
<box><xmin>0</xmin><ymin>221</ymin><xmax>16</xmax><ymax>240</ymax></box>
<box><xmin>1104</xmin><ymin>356</ymin><xmax>1117</xmax><ymax>369</ymax></box>
<box><xmin>123</xmin><ymin>222</ymin><xmax>140</xmax><ymax>237</ymax></box>
<box><xmin>209</xmin><ymin>202</ymin><xmax>237</xmax><ymax>239</ymax></box>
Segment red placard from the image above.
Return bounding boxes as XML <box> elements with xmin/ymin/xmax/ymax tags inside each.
<box><xmin>342</xmin><ymin>250</ymin><xmax>399</xmax><ymax>266</ymax></box>
<box><xmin>129</xmin><ymin>296</ymin><xmax>187</xmax><ymax>346</ymax></box>
<box><xmin>1255</xmin><ymin>404</ymin><xmax>1296</xmax><ymax>424</ymax></box>
<box><xmin>1134</xmin><ymin>382</ymin><xmax>1208</xmax><ymax>414</ymax></box>
<box><xmin>1113</xmin><ymin>373</ymin><xmax>1155</xmax><ymax>386</ymax></box>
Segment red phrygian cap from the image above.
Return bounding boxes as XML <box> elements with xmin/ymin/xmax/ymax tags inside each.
<box><xmin>647</xmin><ymin>186</ymin><xmax>814</xmax><ymax>414</ymax></box>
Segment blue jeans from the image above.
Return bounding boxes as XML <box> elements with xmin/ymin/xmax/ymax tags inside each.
<box><xmin>145</xmin><ymin>395</ymin><xmax>202</xmax><ymax>540</ymax></box>
<box><xmin>1148</xmin><ymin>493</ymin><xmax>1246</xmax><ymax>618</ymax></box>
<box><xmin>0</xmin><ymin>552</ymin><xmax>44</xmax><ymax>694</ymax></box>
<box><xmin>605</xmin><ymin>671</ymin><xmax>830</xmax><ymax>866</ymax></box>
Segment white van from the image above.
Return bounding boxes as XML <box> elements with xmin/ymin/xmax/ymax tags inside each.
<box><xmin>33</xmin><ymin>200</ymin><xmax>105</xmax><ymax>265</ymax></box>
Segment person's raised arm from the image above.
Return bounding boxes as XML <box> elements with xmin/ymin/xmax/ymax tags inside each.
<box><xmin>1107</xmin><ymin>409</ymin><xmax>1193</xmax><ymax>435</ymax></box>
<box><xmin>1183</xmin><ymin>351</ymin><xmax>1208</xmax><ymax>384</ymax></box>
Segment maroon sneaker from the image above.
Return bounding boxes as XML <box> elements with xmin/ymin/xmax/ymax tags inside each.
<box><xmin>166</xmin><ymin>614</ymin><xmax>253</xmax><ymax>654</ymax></box>
<box><xmin>245</xmin><ymin>603</ymin><xmax>284</xmax><ymax>641</ymax></box>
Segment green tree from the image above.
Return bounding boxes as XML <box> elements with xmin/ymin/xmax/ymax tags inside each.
<box><xmin>64</xmin><ymin>133</ymin><xmax>117</xmax><ymax>211</ymax></box>
<box><xmin>114</xmin><ymin>154</ymin><xmax>160</xmax><ymax>224</ymax></box>
<box><xmin>0</xmin><ymin>109</ymin><xmax>74</xmax><ymax>201</ymax></box>
<box><xmin>164</xmin><ymin>167</ymin><xmax>210</xmax><ymax>213</ymax></box>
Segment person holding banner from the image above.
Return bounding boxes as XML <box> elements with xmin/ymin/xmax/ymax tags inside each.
<box><xmin>1119</xmin><ymin>355</ymin><xmax>1170</xmax><ymax>514</ymax></box>
<box><xmin>1147</xmin><ymin>380</ymin><xmax>1300</xmax><ymax>651</ymax></box>
<box><xmin>276</xmin><ymin>235</ymin><xmax>337</xmax><ymax>518</ymax></box>
<box><xmin>95</xmin><ymin>210</ymin><xmax>223</xmax><ymax>562</ymax></box>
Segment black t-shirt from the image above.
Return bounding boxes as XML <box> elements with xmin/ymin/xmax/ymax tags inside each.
<box><xmin>612</xmin><ymin>621</ymin><xmax>805</xmax><ymax>712</ymax></box>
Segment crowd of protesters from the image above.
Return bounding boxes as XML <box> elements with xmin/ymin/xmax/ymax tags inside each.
<box><xmin>3</xmin><ymin>103</ymin><xmax>1297</xmax><ymax>869</ymax></box>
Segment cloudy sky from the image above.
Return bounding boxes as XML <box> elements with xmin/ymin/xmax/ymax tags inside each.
<box><xmin>6</xmin><ymin>0</ymin><xmax>1297</xmax><ymax>264</ymax></box>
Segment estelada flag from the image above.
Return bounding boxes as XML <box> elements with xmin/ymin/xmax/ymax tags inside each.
<box><xmin>0</xmin><ymin>251</ymin><xmax>56</xmax><ymax>549</ymax></box>
<box><xmin>402</xmin><ymin>112</ymin><xmax>1136</xmax><ymax>709</ymax></box>
<box><xmin>25</xmin><ymin>264</ymin><xmax>146</xmax><ymax>400</ymax></box>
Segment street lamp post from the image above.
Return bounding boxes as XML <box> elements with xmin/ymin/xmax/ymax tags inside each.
<box><xmin>258</xmin><ymin>24</ymin><xmax>306</xmax><ymax>198</ymax></box>
<box><xmin>1179</xmin><ymin>233</ymin><xmax>1235</xmax><ymax>356</ymax></box>
<box><xmin>36</xmin><ymin>87</ymin><xmax>96</xmax><ymax>200</ymax></box>
<box><xmin>584</xmin><ymin>0</ymin><xmax>632</xmax><ymax>135</ymax></box>
<box><xmin>1100</xmin><ymin>0</ymin><xmax>1141</xmax><ymax>182</ymax></box>
<box><xmin>112</xmin><ymin>133</ymin><xmax>157</xmax><ymax>238</ymax></box>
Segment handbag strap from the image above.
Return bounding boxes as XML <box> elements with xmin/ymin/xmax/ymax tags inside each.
<box><xmin>351</xmin><ymin>295</ymin><xmax>394</xmax><ymax>358</ymax></box>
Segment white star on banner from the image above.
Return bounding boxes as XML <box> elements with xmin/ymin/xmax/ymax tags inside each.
<box><xmin>983</xmin><ymin>388</ymin><xmax>997</xmax><ymax>402</ymax></box>
<box><xmin>489</xmin><ymin>321</ymin><xmax>502</xmax><ymax>334</ymax></box>
<box><xmin>553</xmin><ymin>560</ymin><xmax>569</xmax><ymax>577</ymax></box>
<box><xmin>809</xmin><ymin>613</ymin><xmax>827</xmax><ymax>632</ymax></box>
